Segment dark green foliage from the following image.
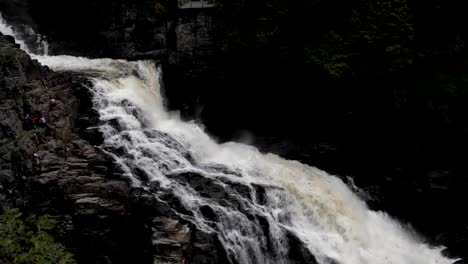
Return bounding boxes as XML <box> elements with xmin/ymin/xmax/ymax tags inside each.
<box><xmin>215</xmin><ymin>0</ymin><xmax>468</xmax><ymax>136</ymax></box>
<box><xmin>0</xmin><ymin>209</ymin><xmax>75</xmax><ymax>264</ymax></box>
<box><xmin>310</xmin><ymin>0</ymin><xmax>415</xmax><ymax>77</ymax></box>
<box><xmin>0</xmin><ymin>49</ymin><xmax>19</xmax><ymax>65</ymax></box>
<box><xmin>115</xmin><ymin>0</ymin><xmax>170</xmax><ymax>16</ymax></box>
<box><xmin>0</xmin><ymin>49</ymin><xmax>27</xmax><ymax>67</ymax></box>
<box><xmin>213</xmin><ymin>0</ymin><xmax>290</xmax><ymax>61</ymax></box>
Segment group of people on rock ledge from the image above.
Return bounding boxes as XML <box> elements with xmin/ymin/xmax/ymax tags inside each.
<box><xmin>23</xmin><ymin>113</ymin><xmax>47</xmax><ymax>130</ymax></box>
<box><xmin>23</xmin><ymin>98</ymin><xmax>56</xmax><ymax>130</ymax></box>
<box><xmin>20</xmin><ymin>95</ymin><xmax>59</xmax><ymax>175</ymax></box>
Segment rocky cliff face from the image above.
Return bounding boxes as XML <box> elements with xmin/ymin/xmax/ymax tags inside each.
<box><xmin>0</xmin><ymin>0</ymin><xmax>219</xmax><ymax>120</ymax></box>
<box><xmin>0</xmin><ymin>34</ymin><xmax>229</xmax><ymax>264</ymax></box>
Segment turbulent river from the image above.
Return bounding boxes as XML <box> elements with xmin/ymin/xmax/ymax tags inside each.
<box><xmin>1</xmin><ymin>14</ymin><xmax>457</xmax><ymax>264</ymax></box>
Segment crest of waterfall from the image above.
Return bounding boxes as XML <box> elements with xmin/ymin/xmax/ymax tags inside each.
<box><xmin>0</xmin><ymin>13</ymin><xmax>458</xmax><ymax>264</ymax></box>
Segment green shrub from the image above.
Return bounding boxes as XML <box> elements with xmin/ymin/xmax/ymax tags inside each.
<box><xmin>0</xmin><ymin>209</ymin><xmax>76</xmax><ymax>264</ymax></box>
<box><xmin>0</xmin><ymin>49</ymin><xmax>18</xmax><ymax>65</ymax></box>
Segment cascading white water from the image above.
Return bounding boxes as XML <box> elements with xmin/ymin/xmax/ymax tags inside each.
<box><xmin>0</xmin><ymin>13</ymin><xmax>48</xmax><ymax>55</ymax></box>
<box><xmin>1</xmin><ymin>15</ymin><xmax>458</xmax><ymax>264</ymax></box>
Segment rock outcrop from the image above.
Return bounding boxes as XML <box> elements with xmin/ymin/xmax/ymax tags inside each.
<box><xmin>0</xmin><ymin>34</ymin><xmax>228</xmax><ymax>264</ymax></box>
<box><xmin>0</xmin><ymin>32</ymin><xmax>134</xmax><ymax>263</ymax></box>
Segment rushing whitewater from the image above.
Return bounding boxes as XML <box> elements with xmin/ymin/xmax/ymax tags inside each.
<box><xmin>1</xmin><ymin>15</ymin><xmax>457</xmax><ymax>264</ymax></box>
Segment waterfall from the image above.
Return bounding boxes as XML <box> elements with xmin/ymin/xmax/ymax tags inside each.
<box><xmin>0</xmin><ymin>13</ymin><xmax>49</xmax><ymax>55</ymax></box>
<box><xmin>0</xmin><ymin>14</ymin><xmax>457</xmax><ymax>264</ymax></box>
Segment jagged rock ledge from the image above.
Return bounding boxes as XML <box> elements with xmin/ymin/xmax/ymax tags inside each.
<box><xmin>0</xmin><ymin>33</ymin><xmax>228</xmax><ymax>264</ymax></box>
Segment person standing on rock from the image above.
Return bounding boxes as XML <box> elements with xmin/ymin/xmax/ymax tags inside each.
<box><xmin>32</xmin><ymin>153</ymin><xmax>40</xmax><ymax>166</ymax></box>
<box><xmin>24</xmin><ymin>114</ymin><xmax>32</xmax><ymax>130</ymax></box>
<box><xmin>49</xmin><ymin>98</ymin><xmax>57</xmax><ymax>111</ymax></box>
<box><xmin>32</xmin><ymin>152</ymin><xmax>41</xmax><ymax>175</ymax></box>
<box><xmin>39</xmin><ymin>116</ymin><xmax>48</xmax><ymax>127</ymax></box>
<box><xmin>32</xmin><ymin>116</ymin><xmax>39</xmax><ymax>129</ymax></box>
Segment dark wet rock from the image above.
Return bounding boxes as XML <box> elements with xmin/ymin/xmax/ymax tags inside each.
<box><xmin>439</xmin><ymin>227</ymin><xmax>468</xmax><ymax>261</ymax></box>
<box><xmin>132</xmin><ymin>167</ymin><xmax>151</xmax><ymax>183</ymax></box>
<box><xmin>104</xmin><ymin>145</ymin><xmax>127</xmax><ymax>157</ymax></box>
<box><xmin>3</xmin><ymin>35</ymin><xmax>15</xmax><ymax>45</ymax></box>
<box><xmin>169</xmin><ymin>172</ymin><xmax>233</xmax><ymax>204</ymax></box>
<box><xmin>189</xmin><ymin>228</ymin><xmax>229</xmax><ymax>264</ymax></box>
<box><xmin>148</xmin><ymin>180</ymin><xmax>161</xmax><ymax>191</ymax></box>
<box><xmin>80</xmin><ymin>126</ymin><xmax>104</xmax><ymax>145</ymax></box>
<box><xmin>143</xmin><ymin>129</ymin><xmax>194</xmax><ymax>161</ymax></box>
<box><xmin>285</xmin><ymin>231</ymin><xmax>319</xmax><ymax>264</ymax></box>
<box><xmin>253</xmin><ymin>183</ymin><xmax>268</xmax><ymax>205</ymax></box>
<box><xmin>198</xmin><ymin>163</ymin><xmax>243</xmax><ymax>177</ymax></box>
<box><xmin>200</xmin><ymin>205</ymin><xmax>217</xmax><ymax>221</ymax></box>
<box><xmin>158</xmin><ymin>191</ymin><xmax>194</xmax><ymax>217</ymax></box>
<box><xmin>152</xmin><ymin>216</ymin><xmax>191</xmax><ymax>263</ymax></box>
<box><xmin>106</xmin><ymin>118</ymin><xmax>122</xmax><ymax>132</ymax></box>
<box><xmin>129</xmin><ymin>187</ymin><xmax>230</xmax><ymax>264</ymax></box>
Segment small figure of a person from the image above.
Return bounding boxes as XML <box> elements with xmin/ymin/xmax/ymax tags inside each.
<box><xmin>39</xmin><ymin>116</ymin><xmax>47</xmax><ymax>127</ymax></box>
<box><xmin>32</xmin><ymin>152</ymin><xmax>41</xmax><ymax>175</ymax></box>
<box><xmin>32</xmin><ymin>152</ymin><xmax>40</xmax><ymax>166</ymax></box>
<box><xmin>49</xmin><ymin>98</ymin><xmax>57</xmax><ymax>111</ymax></box>
<box><xmin>24</xmin><ymin>114</ymin><xmax>32</xmax><ymax>130</ymax></box>
<box><xmin>32</xmin><ymin>116</ymin><xmax>39</xmax><ymax>129</ymax></box>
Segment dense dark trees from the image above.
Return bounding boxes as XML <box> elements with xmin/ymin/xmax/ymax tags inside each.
<box><xmin>212</xmin><ymin>0</ymin><xmax>468</xmax><ymax>174</ymax></box>
<box><xmin>212</xmin><ymin>0</ymin><xmax>468</xmax><ymax>258</ymax></box>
